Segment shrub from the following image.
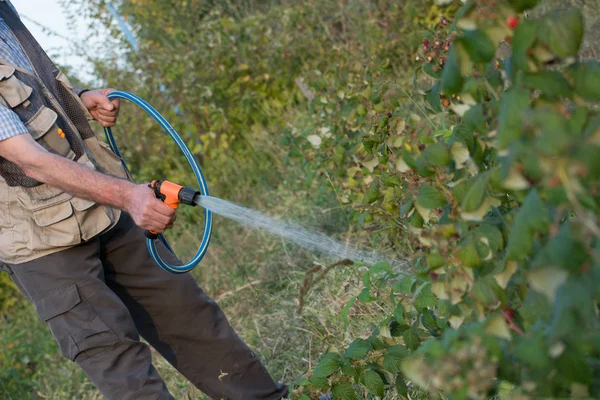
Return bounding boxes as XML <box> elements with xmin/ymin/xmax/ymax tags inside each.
<box><xmin>292</xmin><ymin>0</ymin><xmax>600</xmax><ymax>398</ymax></box>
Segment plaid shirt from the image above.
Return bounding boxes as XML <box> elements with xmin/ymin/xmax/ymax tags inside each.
<box><xmin>0</xmin><ymin>0</ymin><xmax>35</xmax><ymax>141</ymax></box>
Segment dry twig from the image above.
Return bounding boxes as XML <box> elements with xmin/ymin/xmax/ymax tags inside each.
<box><xmin>297</xmin><ymin>259</ymin><xmax>353</xmax><ymax>315</ymax></box>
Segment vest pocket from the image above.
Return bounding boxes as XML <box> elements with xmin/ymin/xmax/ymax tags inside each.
<box><xmin>30</xmin><ymin>198</ymin><xmax>80</xmax><ymax>248</ymax></box>
<box><xmin>0</xmin><ymin>65</ymin><xmax>33</xmax><ymax>109</ymax></box>
<box><xmin>26</xmin><ymin>106</ymin><xmax>71</xmax><ymax>157</ymax></box>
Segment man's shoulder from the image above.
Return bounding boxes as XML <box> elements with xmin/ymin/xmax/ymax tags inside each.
<box><xmin>0</xmin><ymin>1</ymin><xmax>19</xmax><ymax>17</ymax></box>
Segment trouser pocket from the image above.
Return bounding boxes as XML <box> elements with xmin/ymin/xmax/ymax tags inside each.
<box><xmin>35</xmin><ymin>283</ymin><xmax>120</xmax><ymax>362</ymax></box>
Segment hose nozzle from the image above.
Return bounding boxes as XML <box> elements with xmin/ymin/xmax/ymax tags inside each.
<box><xmin>145</xmin><ymin>180</ymin><xmax>200</xmax><ymax>239</ymax></box>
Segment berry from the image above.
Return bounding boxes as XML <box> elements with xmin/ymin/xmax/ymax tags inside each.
<box><xmin>503</xmin><ymin>308</ymin><xmax>515</xmax><ymax>320</ymax></box>
<box><xmin>422</xmin><ymin>39</ymin><xmax>430</xmax><ymax>50</ymax></box>
<box><xmin>507</xmin><ymin>16</ymin><xmax>519</xmax><ymax>30</ymax></box>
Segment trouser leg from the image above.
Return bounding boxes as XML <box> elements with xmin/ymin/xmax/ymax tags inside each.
<box><xmin>6</xmin><ymin>239</ymin><xmax>174</xmax><ymax>400</ymax></box>
<box><xmin>100</xmin><ymin>213</ymin><xmax>288</xmax><ymax>400</ymax></box>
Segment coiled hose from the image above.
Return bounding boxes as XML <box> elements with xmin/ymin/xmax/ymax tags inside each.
<box><xmin>103</xmin><ymin>91</ymin><xmax>212</xmax><ymax>274</ymax></box>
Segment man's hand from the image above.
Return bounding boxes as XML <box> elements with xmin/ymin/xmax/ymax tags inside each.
<box><xmin>124</xmin><ymin>184</ymin><xmax>177</xmax><ymax>233</ymax></box>
<box><xmin>80</xmin><ymin>88</ymin><xmax>120</xmax><ymax>127</ymax></box>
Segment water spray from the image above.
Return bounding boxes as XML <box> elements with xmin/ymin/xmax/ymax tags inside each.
<box><xmin>105</xmin><ymin>91</ymin><xmax>395</xmax><ymax>274</ymax></box>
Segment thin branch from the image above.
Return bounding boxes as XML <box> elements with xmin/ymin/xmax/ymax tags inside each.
<box><xmin>297</xmin><ymin>259</ymin><xmax>353</xmax><ymax>314</ymax></box>
<box><xmin>216</xmin><ymin>280</ymin><xmax>262</xmax><ymax>302</ymax></box>
<box><xmin>404</xmin><ymin>90</ymin><xmax>439</xmax><ymax>130</ymax></box>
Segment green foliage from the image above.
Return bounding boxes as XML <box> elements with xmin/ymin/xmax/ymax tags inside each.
<box><xmin>289</xmin><ymin>0</ymin><xmax>600</xmax><ymax>398</ymax></box>
<box><xmin>0</xmin><ymin>273</ymin><xmax>18</xmax><ymax>316</ymax></box>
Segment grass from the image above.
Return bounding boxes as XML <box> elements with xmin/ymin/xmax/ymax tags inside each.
<box><xmin>0</xmin><ymin>179</ymin><xmax>399</xmax><ymax>399</ymax></box>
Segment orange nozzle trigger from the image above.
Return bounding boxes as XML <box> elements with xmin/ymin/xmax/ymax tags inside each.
<box><xmin>151</xmin><ymin>180</ymin><xmax>183</xmax><ymax>209</ymax></box>
<box><xmin>146</xmin><ymin>180</ymin><xmax>184</xmax><ymax>238</ymax></box>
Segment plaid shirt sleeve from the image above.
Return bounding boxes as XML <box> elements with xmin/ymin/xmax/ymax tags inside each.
<box><xmin>0</xmin><ymin>103</ymin><xmax>28</xmax><ymax>141</ymax></box>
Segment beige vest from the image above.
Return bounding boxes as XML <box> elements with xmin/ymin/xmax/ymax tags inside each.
<box><xmin>0</xmin><ymin>63</ymin><xmax>130</xmax><ymax>264</ymax></box>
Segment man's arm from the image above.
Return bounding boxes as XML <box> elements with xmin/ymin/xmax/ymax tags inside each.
<box><xmin>0</xmin><ymin>134</ymin><xmax>176</xmax><ymax>233</ymax></box>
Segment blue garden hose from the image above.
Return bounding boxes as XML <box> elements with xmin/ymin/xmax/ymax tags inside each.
<box><xmin>103</xmin><ymin>91</ymin><xmax>212</xmax><ymax>274</ymax></box>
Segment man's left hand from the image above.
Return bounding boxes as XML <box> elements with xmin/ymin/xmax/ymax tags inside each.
<box><xmin>80</xmin><ymin>89</ymin><xmax>120</xmax><ymax>127</ymax></box>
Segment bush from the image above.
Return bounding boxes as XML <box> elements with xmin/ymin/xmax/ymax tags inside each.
<box><xmin>292</xmin><ymin>0</ymin><xmax>600</xmax><ymax>398</ymax></box>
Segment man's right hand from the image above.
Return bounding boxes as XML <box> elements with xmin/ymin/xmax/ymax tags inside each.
<box><xmin>124</xmin><ymin>184</ymin><xmax>177</xmax><ymax>233</ymax></box>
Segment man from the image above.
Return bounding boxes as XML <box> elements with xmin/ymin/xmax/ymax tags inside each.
<box><xmin>0</xmin><ymin>2</ymin><xmax>288</xmax><ymax>399</ymax></box>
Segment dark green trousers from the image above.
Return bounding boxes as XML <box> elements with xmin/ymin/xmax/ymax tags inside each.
<box><xmin>3</xmin><ymin>213</ymin><xmax>287</xmax><ymax>400</ymax></box>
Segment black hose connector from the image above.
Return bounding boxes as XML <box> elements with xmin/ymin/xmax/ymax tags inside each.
<box><xmin>179</xmin><ymin>186</ymin><xmax>200</xmax><ymax>206</ymax></box>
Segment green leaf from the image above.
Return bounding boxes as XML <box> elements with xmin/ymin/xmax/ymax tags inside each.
<box><xmin>472</xmin><ymin>276</ymin><xmax>503</xmax><ymax>307</ymax></box>
<box><xmin>370</xmin><ymin>262</ymin><xmax>393</xmax><ymax>275</ymax></box>
<box><xmin>515</xmin><ymin>333</ymin><xmax>551</xmax><ymax>369</ymax></box>
<box><xmin>463</xmin><ymin>104</ymin><xmax>487</xmax><ymax>133</ymax></box>
<box><xmin>511</xmin><ymin>20</ymin><xmax>538</xmax><ymax>73</ymax></box>
<box><xmin>426</xmin><ymin>252</ymin><xmax>445</xmax><ymax>270</ymax></box>
<box><xmin>474</xmin><ymin>224</ymin><xmax>504</xmax><ymax>254</ymax></box>
<box><xmin>393</xmin><ymin>277</ymin><xmax>415</xmax><ymax>294</ymax></box>
<box><xmin>394</xmin><ymin>303</ymin><xmax>406</xmax><ymax>325</ymax></box>
<box><xmin>409</xmin><ymin>212</ymin><xmax>424</xmax><ymax>228</ymax></box>
<box><xmin>452</xmin><ymin>124</ymin><xmax>475</xmax><ymax>148</ymax></box>
<box><xmin>390</xmin><ymin>320</ymin><xmax>410</xmax><ymax>337</ymax></box>
<box><xmin>402</xmin><ymin>149</ymin><xmax>418</xmax><ymax>170</ymax></box>
<box><xmin>399</xmin><ymin>199</ymin><xmax>414</xmax><ymax>217</ymax></box>
<box><xmin>298</xmin><ymin>395</ymin><xmax>311</xmax><ymax>400</ymax></box>
<box><xmin>383</xmin><ymin>345</ymin><xmax>409</xmax><ymax>373</ymax></box>
<box><xmin>506</xmin><ymin>190</ymin><xmax>549</xmax><ymax>261</ymax></box>
<box><xmin>395</xmin><ymin>375</ymin><xmax>408</xmax><ymax>396</ymax></box>
<box><xmin>427</xmin><ymin>82</ymin><xmax>442</xmax><ymax>112</ymax></box>
<box><xmin>332</xmin><ymin>382</ymin><xmax>358</xmax><ymax>400</ymax></box>
<box><xmin>538</xmin><ymin>9</ymin><xmax>584</xmax><ymax>59</ymax></box>
<box><xmin>417</xmin><ymin>185</ymin><xmax>447</xmax><ymax>209</ymax></box>
<box><xmin>523</xmin><ymin>71</ymin><xmax>573</xmax><ymax>99</ymax></box>
<box><xmin>556</xmin><ymin>346</ymin><xmax>592</xmax><ymax>384</ymax></box>
<box><xmin>532</xmin><ymin>224</ymin><xmax>589</xmax><ymax>273</ymax></box>
<box><xmin>381</xmin><ymin>174</ymin><xmax>402</xmax><ymax>188</ymax></box>
<box><xmin>461</xmin><ymin>175</ymin><xmax>488</xmax><ymax>212</ymax></box>
<box><xmin>458</xmin><ymin>30</ymin><xmax>496</xmax><ymax>63</ymax></box>
<box><xmin>508</xmin><ymin>0</ymin><xmax>539</xmax><ymax>12</ymax></box>
<box><xmin>361</xmin><ymin>371</ymin><xmax>384</xmax><ymax>397</ymax></box>
<box><xmin>421</xmin><ymin>309</ymin><xmax>440</xmax><ymax>336</ymax></box>
<box><xmin>309</xmin><ymin>374</ymin><xmax>329</xmax><ymax>389</ymax></box>
<box><xmin>519</xmin><ymin>289</ymin><xmax>551</xmax><ymax>326</ymax></box>
<box><xmin>424</xmin><ymin>63</ymin><xmax>442</xmax><ymax>79</ymax></box>
<box><xmin>364</xmin><ymin>182</ymin><xmax>381</xmax><ymax>204</ymax></box>
<box><xmin>451</xmin><ymin>179</ymin><xmax>474</xmax><ymax>205</ymax></box>
<box><xmin>344</xmin><ymin>339</ymin><xmax>372</xmax><ymax>359</ymax></box>
<box><xmin>459</xmin><ymin>235</ymin><xmax>482</xmax><ymax>268</ymax></box>
<box><xmin>358</xmin><ymin>287</ymin><xmax>376</xmax><ymax>303</ymax></box>
<box><xmin>441</xmin><ymin>46</ymin><xmax>464</xmax><ymax>95</ymax></box>
<box><xmin>530</xmin><ymin>111</ymin><xmax>572</xmax><ymax>155</ymax></box>
<box><xmin>568</xmin><ymin>61</ymin><xmax>600</xmax><ymax>102</ymax></box>
<box><xmin>575</xmin><ymin>144</ymin><xmax>600</xmax><ymax>179</ymax></box>
<box><xmin>414</xmin><ymin>284</ymin><xmax>437</xmax><ymax>309</ymax></box>
<box><xmin>527</xmin><ymin>266</ymin><xmax>568</xmax><ymax>303</ymax></box>
<box><xmin>497</xmin><ymin>87</ymin><xmax>530</xmax><ymax>148</ymax></box>
<box><xmin>422</xmin><ymin>143</ymin><xmax>450</xmax><ymax>167</ymax></box>
<box><xmin>403</xmin><ymin>328</ymin><xmax>421</xmax><ymax>351</ymax></box>
<box><xmin>341</xmin><ymin>297</ymin><xmax>357</xmax><ymax>324</ymax></box>
<box><xmin>313</xmin><ymin>353</ymin><xmax>342</xmax><ymax>378</ymax></box>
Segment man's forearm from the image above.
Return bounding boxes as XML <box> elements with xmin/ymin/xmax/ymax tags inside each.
<box><xmin>0</xmin><ymin>134</ymin><xmax>176</xmax><ymax>233</ymax></box>
<box><xmin>22</xmin><ymin>149</ymin><xmax>135</xmax><ymax>210</ymax></box>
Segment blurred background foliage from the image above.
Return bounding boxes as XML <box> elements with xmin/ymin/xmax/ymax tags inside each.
<box><xmin>1</xmin><ymin>0</ymin><xmax>599</xmax><ymax>399</ymax></box>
